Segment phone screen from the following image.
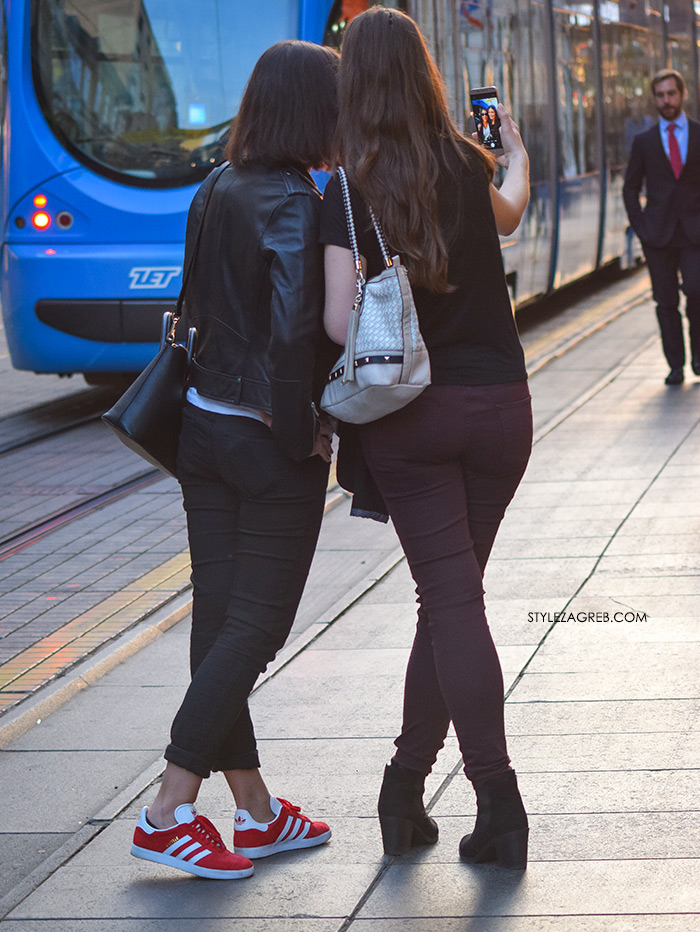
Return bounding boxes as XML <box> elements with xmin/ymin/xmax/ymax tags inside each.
<box><xmin>471</xmin><ymin>91</ymin><xmax>503</xmax><ymax>154</ymax></box>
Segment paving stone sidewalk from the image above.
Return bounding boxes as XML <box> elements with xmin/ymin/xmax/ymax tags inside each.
<box><xmin>2</xmin><ymin>298</ymin><xmax>700</xmax><ymax>929</ymax></box>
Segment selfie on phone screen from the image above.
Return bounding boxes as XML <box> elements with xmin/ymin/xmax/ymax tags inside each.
<box><xmin>472</xmin><ymin>94</ymin><xmax>503</xmax><ymax>153</ymax></box>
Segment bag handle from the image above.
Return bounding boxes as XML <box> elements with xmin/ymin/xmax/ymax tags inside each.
<box><xmin>337</xmin><ymin>167</ymin><xmax>393</xmax><ymax>280</ymax></box>
<box><xmin>336</xmin><ymin>167</ymin><xmax>396</xmax><ymax>386</ymax></box>
<box><xmin>164</xmin><ymin>162</ymin><xmax>228</xmax><ymax>344</ymax></box>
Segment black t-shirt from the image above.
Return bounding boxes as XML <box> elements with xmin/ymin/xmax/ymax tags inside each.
<box><xmin>319</xmin><ymin>144</ymin><xmax>527</xmax><ymax>386</ymax></box>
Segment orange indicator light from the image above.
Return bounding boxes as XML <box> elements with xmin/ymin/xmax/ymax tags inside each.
<box><xmin>45</xmin><ymin>248</ymin><xmax>57</xmax><ymax>255</ymax></box>
<box><xmin>32</xmin><ymin>212</ymin><xmax>51</xmax><ymax>229</ymax></box>
<box><xmin>33</xmin><ymin>194</ymin><xmax>48</xmax><ymax>208</ymax></box>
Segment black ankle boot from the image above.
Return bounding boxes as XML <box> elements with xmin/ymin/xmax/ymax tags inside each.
<box><xmin>377</xmin><ymin>761</ymin><xmax>439</xmax><ymax>856</ymax></box>
<box><xmin>459</xmin><ymin>770</ymin><xmax>528</xmax><ymax>869</ymax></box>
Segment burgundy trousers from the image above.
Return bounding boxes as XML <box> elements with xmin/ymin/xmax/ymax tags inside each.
<box><xmin>361</xmin><ymin>381</ymin><xmax>532</xmax><ymax>784</ymax></box>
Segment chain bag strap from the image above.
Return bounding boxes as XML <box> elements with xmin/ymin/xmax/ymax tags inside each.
<box><xmin>320</xmin><ymin>168</ymin><xmax>431</xmax><ymax>424</ymax></box>
<box><xmin>337</xmin><ymin>166</ymin><xmax>394</xmax><ymax>385</ymax></box>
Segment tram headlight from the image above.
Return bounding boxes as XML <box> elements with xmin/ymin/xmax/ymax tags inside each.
<box><xmin>56</xmin><ymin>211</ymin><xmax>74</xmax><ymax>229</ymax></box>
<box><xmin>32</xmin><ymin>211</ymin><xmax>51</xmax><ymax>230</ymax></box>
<box><xmin>33</xmin><ymin>194</ymin><xmax>48</xmax><ymax>208</ymax></box>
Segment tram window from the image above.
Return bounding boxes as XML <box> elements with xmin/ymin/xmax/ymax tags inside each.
<box><xmin>553</xmin><ymin>10</ymin><xmax>598</xmax><ymax>179</ymax></box>
<box><xmin>32</xmin><ymin>0</ymin><xmax>298</xmax><ymax>188</ymax></box>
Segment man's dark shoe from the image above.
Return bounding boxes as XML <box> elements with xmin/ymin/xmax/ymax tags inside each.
<box><xmin>692</xmin><ymin>358</ymin><xmax>700</xmax><ymax>376</ymax></box>
<box><xmin>665</xmin><ymin>367</ymin><xmax>684</xmax><ymax>385</ymax></box>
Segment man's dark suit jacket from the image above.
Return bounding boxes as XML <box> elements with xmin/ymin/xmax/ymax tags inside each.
<box><xmin>623</xmin><ymin>117</ymin><xmax>700</xmax><ymax>248</ymax></box>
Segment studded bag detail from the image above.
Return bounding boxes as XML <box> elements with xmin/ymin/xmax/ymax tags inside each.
<box><xmin>320</xmin><ymin>167</ymin><xmax>430</xmax><ymax>424</ymax></box>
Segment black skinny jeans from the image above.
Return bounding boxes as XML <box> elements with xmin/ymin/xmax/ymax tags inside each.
<box><xmin>360</xmin><ymin>382</ymin><xmax>532</xmax><ymax>785</ymax></box>
<box><xmin>165</xmin><ymin>404</ymin><xmax>329</xmax><ymax>779</ymax></box>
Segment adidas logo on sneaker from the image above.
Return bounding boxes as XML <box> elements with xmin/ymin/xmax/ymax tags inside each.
<box><xmin>234</xmin><ymin>796</ymin><xmax>331</xmax><ymax>859</ymax></box>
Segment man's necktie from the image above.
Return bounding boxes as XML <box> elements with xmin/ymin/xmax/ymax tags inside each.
<box><xmin>668</xmin><ymin>123</ymin><xmax>683</xmax><ymax>179</ymax></box>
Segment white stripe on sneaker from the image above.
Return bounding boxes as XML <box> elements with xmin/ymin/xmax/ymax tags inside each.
<box><xmin>180</xmin><ymin>842</ymin><xmax>202</xmax><ymax>860</ymax></box>
<box><xmin>188</xmin><ymin>848</ymin><xmax>210</xmax><ymax>865</ymax></box>
<box><xmin>164</xmin><ymin>835</ymin><xmax>193</xmax><ymax>856</ymax></box>
<box><xmin>276</xmin><ymin>816</ymin><xmax>295</xmax><ymax>843</ymax></box>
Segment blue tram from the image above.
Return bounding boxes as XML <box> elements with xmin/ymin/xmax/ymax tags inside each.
<box><xmin>1</xmin><ymin>0</ymin><xmax>698</xmax><ymax>379</ymax></box>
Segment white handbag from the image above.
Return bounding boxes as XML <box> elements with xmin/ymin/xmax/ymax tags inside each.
<box><xmin>320</xmin><ymin>167</ymin><xmax>431</xmax><ymax>424</ymax></box>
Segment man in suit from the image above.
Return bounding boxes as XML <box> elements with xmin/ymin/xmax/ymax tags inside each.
<box><xmin>623</xmin><ymin>69</ymin><xmax>700</xmax><ymax>384</ymax></box>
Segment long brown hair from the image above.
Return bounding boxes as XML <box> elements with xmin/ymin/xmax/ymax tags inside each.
<box><xmin>335</xmin><ymin>8</ymin><xmax>493</xmax><ymax>292</ymax></box>
<box><xmin>225</xmin><ymin>41</ymin><xmax>339</xmax><ymax>170</ymax></box>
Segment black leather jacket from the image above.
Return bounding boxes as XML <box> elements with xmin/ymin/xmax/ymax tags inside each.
<box><xmin>182</xmin><ymin>161</ymin><xmax>334</xmax><ymax>461</ymax></box>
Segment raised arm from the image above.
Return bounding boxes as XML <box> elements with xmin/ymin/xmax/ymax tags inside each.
<box><xmin>488</xmin><ymin>104</ymin><xmax>530</xmax><ymax>236</ymax></box>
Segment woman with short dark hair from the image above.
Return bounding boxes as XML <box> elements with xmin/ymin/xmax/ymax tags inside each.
<box><xmin>130</xmin><ymin>40</ymin><xmax>339</xmax><ymax>881</ymax></box>
<box><xmin>322</xmin><ymin>9</ymin><xmax>532</xmax><ymax>868</ymax></box>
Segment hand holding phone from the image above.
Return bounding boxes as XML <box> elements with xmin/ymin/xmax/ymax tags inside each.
<box><xmin>470</xmin><ymin>86</ymin><xmax>504</xmax><ymax>157</ymax></box>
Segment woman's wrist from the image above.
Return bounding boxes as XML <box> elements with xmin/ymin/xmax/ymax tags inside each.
<box><xmin>505</xmin><ymin>151</ymin><xmax>528</xmax><ymax>169</ymax></box>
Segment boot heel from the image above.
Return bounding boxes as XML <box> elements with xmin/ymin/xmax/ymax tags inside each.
<box><xmin>379</xmin><ymin>816</ymin><xmax>415</xmax><ymax>856</ymax></box>
<box><xmin>493</xmin><ymin>828</ymin><xmax>529</xmax><ymax>869</ymax></box>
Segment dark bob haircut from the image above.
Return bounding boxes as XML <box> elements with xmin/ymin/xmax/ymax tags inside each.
<box><xmin>225</xmin><ymin>41</ymin><xmax>339</xmax><ymax>170</ymax></box>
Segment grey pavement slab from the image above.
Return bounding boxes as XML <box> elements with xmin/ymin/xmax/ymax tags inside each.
<box><xmin>512</xmin><ymin>669</ymin><xmax>700</xmax><ymax>701</ymax></box>
<box><xmin>250</xmin><ymin>669</ymin><xmax>407</xmax><ymax>740</ymax></box>
<box><xmin>432</xmin><ymin>767</ymin><xmax>700</xmax><ymax>816</ymax></box>
<box><xmin>521</xmin><ymin>638</ymin><xmax>700</xmax><ymax>674</ymax></box>
<box><xmin>2</xmin><ymin>749</ymin><xmax>161</xmax><ymax>832</ymax></box>
<box><xmin>0</xmin><ymin>834</ymin><xmax>70</xmax><ymax>901</ymax></box>
<box><xmin>606</xmin><ymin>532</ymin><xmax>700</xmax><ymax>554</ymax></box>
<box><xmin>8</xmin><ymin>683</ymin><xmax>184</xmax><ymax>752</ymax></box>
<box><xmin>615</xmin><ymin>514</ymin><xmax>700</xmax><ymax>535</ymax></box>
<box><xmin>506</xmin><ymin>729</ymin><xmax>699</xmax><ymax>770</ymax></box>
<box><xmin>490</xmin><ymin>535</ymin><xmax>612</xmax><ymax>558</ymax></box>
<box><xmin>580</xmin><ymin>575</ymin><xmax>700</xmax><ymax>597</ymax></box>
<box><xmin>304</xmin><ymin>601</ymin><xmax>418</xmax><ymax>650</ymax></box>
<box><xmin>504</xmin><ymin>697</ymin><xmax>700</xmax><ymax>734</ymax></box>
<box><xmin>356</xmin><ymin>859</ymin><xmax>700</xmax><ymax>918</ymax></box>
<box><xmin>396</xmin><ymin>810</ymin><xmax>700</xmax><ymax>862</ymax></box>
<box><xmin>78</xmin><ymin>619</ymin><xmax>191</xmax><ymax>689</ymax></box>
<box><xmin>2</xmin><ymin>923</ymin><xmax>342</xmax><ymax>932</ymax></box>
<box><xmin>352</xmin><ymin>922</ymin><xmax>700</xmax><ymax>932</ymax></box>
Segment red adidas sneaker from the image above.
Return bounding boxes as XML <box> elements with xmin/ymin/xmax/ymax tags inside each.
<box><xmin>233</xmin><ymin>796</ymin><xmax>331</xmax><ymax>859</ymax></box>
<box><xmin>131</xmin><ymin>804</ymin><xmax>254</xmax><ymax>879</ymax></box>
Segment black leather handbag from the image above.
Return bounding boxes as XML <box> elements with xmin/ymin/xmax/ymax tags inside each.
<box><xmin>102</xmin><ymin>165</ymin><xmax>226</xmax><ymax>477</ymax></box>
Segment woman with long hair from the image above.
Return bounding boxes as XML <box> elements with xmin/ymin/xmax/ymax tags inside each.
<box><xmin>321</xmin><ymin>8</ymin><xmax>532</xmax><ymax>868</ymax></box>
<box><xmin>130</xmin><ymin>40</ymin><xmax>338</xmax><ymax>881</ymax></box>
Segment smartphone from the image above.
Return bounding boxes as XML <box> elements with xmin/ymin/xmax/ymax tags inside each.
<box><xmin>470</xmin><ymin>86</ymin><xmax>504</xmax><ymax>157</ymax></box>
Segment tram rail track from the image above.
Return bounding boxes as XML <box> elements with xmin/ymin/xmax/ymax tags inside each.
<box><xmin>0</xmin><ymin>385</ymin><xmax>120</xmax><ymax>455</ymax></box>
<box><xmin>0</xmin><ymin>468</ymin><xmax>161</xmax><ymax>562</ymax></box>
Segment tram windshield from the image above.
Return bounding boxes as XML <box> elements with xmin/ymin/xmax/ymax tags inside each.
<box><xmin>32</xmin><ymin>0</ymin><xmax>298</xmax><ymax>187</ymax></box>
